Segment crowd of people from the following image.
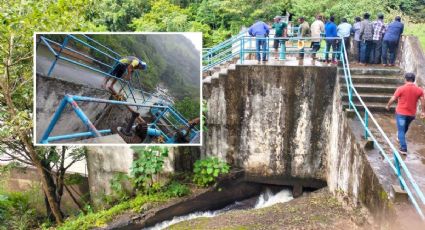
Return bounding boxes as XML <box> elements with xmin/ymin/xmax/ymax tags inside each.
<box><xmin>248</xmin><ymin>13</ymin><xmax>404</xmax><ymax>66</ymax></box>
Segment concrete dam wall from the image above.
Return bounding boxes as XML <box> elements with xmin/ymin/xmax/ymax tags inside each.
<box><xmin>203</xmin><ymin>65</ymin><xmax>336</xmax><ymax>180</ymax></box>
<box><xmin>203</xmin><ymin>64</ymin><xmax>398</xmax><ymax>223</ymax></box>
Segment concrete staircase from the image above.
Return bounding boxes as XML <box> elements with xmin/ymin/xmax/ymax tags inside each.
<box><xmin>203</xmin><ymin>57</ymin><xmax>239</xmax><ymax>79</ymax></box>
<box><xmin>339</xmin><ymin>67</ymin><xmax>404</xmax><ymax>112</ymax></box>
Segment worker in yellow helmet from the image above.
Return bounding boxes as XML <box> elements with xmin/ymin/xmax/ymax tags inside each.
<box><xmin>103</xmin><ymin>56</ymin><xmax>147</xmax><ymax>93</ymax></box>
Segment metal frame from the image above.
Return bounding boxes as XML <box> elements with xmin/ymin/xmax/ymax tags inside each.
<box><xmin>40</xmin><ymin>95</ymin><xmax>199</xmax><ymax>144</ymax></box>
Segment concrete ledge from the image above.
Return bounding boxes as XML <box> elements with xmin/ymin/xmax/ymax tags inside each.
<box><xmin>391</xmin><ymin>185</ymin><xmax>408</xmax><ymax>204</ymax></box>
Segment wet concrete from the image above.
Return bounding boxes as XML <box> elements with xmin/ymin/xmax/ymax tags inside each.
<box><xmin>371</xmin><ymin>114</ymin><xmax>425</xmax><ymax>194</ymax></box>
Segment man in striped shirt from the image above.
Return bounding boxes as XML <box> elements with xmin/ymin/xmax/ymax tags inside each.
<box><xmin>371</xmin><ymin>13</ymin><xmax>386</xmax><ymax>64</ymax></box>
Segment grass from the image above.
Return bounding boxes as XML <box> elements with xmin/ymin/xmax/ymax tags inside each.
<box><xmin>56</xmin><ymin>181</ymin><xmax>191</xmax><ymax>230</ymax></box>
<box><xmin>405</xmin><ymin>23</ymin><xmax>425</xmax><ymax>49</ymax></box>
<box><xmin>56</xmin><ymin>193</ymin><xmax>169</xmax><ymax>230</ymax></box>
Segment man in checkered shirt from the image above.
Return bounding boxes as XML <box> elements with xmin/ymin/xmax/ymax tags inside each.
<box><xmin>371</xmin><ymin>13</ymin><xmax>386</xmax><ymax>64</ymax></box>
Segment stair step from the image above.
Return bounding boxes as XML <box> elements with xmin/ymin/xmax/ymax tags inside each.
<box><xmin>342</xmin><ymin>102</ymin><xmax>395</xmax><ymax>113</ymax></box>
<box><xmin>341</xmin><ymin>92</ymin><xmax>393</xmax><ymax>103</ymax></box>
<box><xmin>203</xmin><ymin>76</ymin><xmax>212</xmax><ymax>84</ymax></box>
<box><xmin>339</xmin><ymin>75</ymin><xmax>403</xmax><ymax>84</ymax></box>
<box><xmin>341</xmin><ymin>83</ymin><xmax>397</xmax><ymax>94</ymax></box>
<box><xmin>338</xmin><ymin>67</ymin><xmax>402</xmax><ymax>76</ymax></box>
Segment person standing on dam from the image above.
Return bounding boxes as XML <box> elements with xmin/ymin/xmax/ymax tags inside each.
<box><xmin>103</xmin><ymin>56</ymin><xmax>147</xmax><ymax>93</ymax></box>
<box><xmin>386</xmin><ymin>73</ymin><xmax>425</xmax><ymax>155</ymax></box>
<box><xmin>248</xmin><ymin>20</ymin><xmax>270</xmax><ymax>64</ymax></box>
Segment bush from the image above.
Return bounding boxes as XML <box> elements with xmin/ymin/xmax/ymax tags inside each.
<box><xmin>193</xmin><ymin>157</ymin><xmax>230</xmax><ymax>187</ymax></box>
<box><xmin>0</xmin><ymin>191</ymin><xmax>40</xmax><ymax>230</ymax></box>
<box><xmin>165</xmin><ymin>182</ymin><xmax>190</xmax><ymax>198</ymax></box>
<box><xmin>130</xmin><ymin>146</ymin><xmax>169</xmax><ymax>193</ymax></box>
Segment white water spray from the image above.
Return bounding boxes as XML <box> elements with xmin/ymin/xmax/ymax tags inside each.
<box><xmin>145</xmin><ymin>188</ymin><xmax>293</xmax><ymax>230</ymax></box>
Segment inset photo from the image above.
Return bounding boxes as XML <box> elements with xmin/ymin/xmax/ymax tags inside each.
<box><xmin>35</xmin><ymin>33</ymin><xmax>201</xmax><ymax>145</ymax></box>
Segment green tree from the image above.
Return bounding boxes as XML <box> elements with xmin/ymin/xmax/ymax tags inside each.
<box><xmin>0</xmin><ymin>0</ymin><xmax>101</xmax><ymax>224</ymax></box>
<box><xmin>174</xmin><ymin>97</ymin><xmax>200</xmax><ymax>120</ymax></box>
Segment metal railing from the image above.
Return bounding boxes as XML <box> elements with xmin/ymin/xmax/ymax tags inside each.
<box><xmin>38</xmin><ymin>34</ymin><xmax>173</xmax><ymax>105</ymax></box>
<box><xmin>203</xmin><ymin>33</ymin><xmax>425</xmax><ymax>220</ymax></box>
<box><xmin>339</xmin><ymin>38</ymin><xmax>425</xmax><ymax>220</ymax></box>
<box><xmin>40</xmin><ymin>95</ymin><xmax>199</xmax><ymax>144</ymax></box>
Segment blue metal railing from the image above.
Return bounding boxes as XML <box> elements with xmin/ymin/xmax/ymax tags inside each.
<box><xmin>38</xmin><ymin>34</ymin><xmax>173</xmax><ymax>105</ymax></box>
<box><xmin>339</xmin><ymin>38</ymin><xmax>425</xmax><ymax>220</ymax></box>
<box><xmin>203</xmin><ymin>33</ymin><xmax>425</xmax><ymax>220</ymax></box>
<box><xmin>40</xmin><ymin>95</ymin><xmax>199</xmax><ymax>144</ymax></box>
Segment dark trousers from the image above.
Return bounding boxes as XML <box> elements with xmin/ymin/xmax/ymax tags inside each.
<box><xmin>353</xmin><ymin>40</ymin><xmax>361</xmax><ymax>62</ymax></box>
<box><xmin>311</xmin><ymin>42</ymin><xmax>321</xmax><ymax>58</ymax></box>
<box><xmin>382</xmin><ymin>40</ymin><xmax>398</xmax><ymax>65</ymax></box>
<box><xmin>255</xmin><ymin>35</ymin><xmax>267</xmax><ymax>61</ymax></box>
<box><xmin>360</xmin><ymin>40</ymin><xmax>373</xmax><ymax>64</ymax></box>
<box><xmin>325</xmin><ymin>39</ymin><xmax>337</xmax><ymax>61</ymax></box>
<box><xmin>342</xmin><ymin>37</ymin><xmax>350</xmax><ymax>55</ymax></box>
<box><xmin>371</xmin><ymin>40</ymin><xmax>382</xmax><ymax>64</ymax></box>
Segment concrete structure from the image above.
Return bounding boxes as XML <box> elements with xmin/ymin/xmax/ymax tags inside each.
<box><xmin>202</xmin><ymin>58</ymin><xmax>425</xmax><ymax>227</ymax></box>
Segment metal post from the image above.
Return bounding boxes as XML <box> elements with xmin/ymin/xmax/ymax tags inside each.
<box><xmin>40</xmin><ymin>97</ymin><xmax>69</xmax><ymax>143</ymax></box>
<box><xmin>394</xmin><ymin>152</ymin><xmax>404</xmax><ymax>189</ymax></box>
<box><xmin>279</xmin><ymin>40</ymin><xmax>286</xmax><ymax>60</ymax></box>
<box><xmin>47</xmin><ymin>35</ymin><xmax>69</xmax><ymax>77</ymax></box>
<box><xmin>240</xmin><ymin>37</ymin><xmax>244</xmax><ymax>63</ymax></box>
<box><xmin>67</xmin><ymin>96</ymin><xmax>102</xmax><ymax>138</ymax></box>
<box><xmin>364</xmin><ymin>112</ymin><xmax>369</xmax><ymax>139</ymax></box>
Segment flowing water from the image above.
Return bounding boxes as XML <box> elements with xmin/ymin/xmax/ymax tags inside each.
<box><xmin>145</xmin><ymin>188</ymin><xmax>294</xmax><ymax>230</ymax></box>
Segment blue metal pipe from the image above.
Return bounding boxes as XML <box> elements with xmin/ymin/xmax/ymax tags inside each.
<box><xmin>67</xmin><ymin>34</ymin><xmax>119</xmax><ymax>62</ymax></box>
<box><xmin>82</xmin><ymin>34</ymin><xmax>121</xmax><ymax>58</ymax></box>
<box><xmin>71</xmin><ymin>95</ymin><xmax>169</xmax><ymax>108</ymax></box>
<box><xmin>40</xmin><ymin>97</ymin><xmax>68</xmax><ymax>143</ymax></box>
<box><xmin>40</xmin><ymin>37</ymin><xmax>58</xmax><ymax>56</ymax></box>
<box><xmin>41</xmin><ymin>36</ymin><xmax>113</xmax><ymax>68</ymax></box>
<box><xmin>66</xmin><ymin>96</ymin><xmax>102</xmax><ymax>137</ymax></box>
<box><xmin>47</xmin><ymin>35</ymin><xmax>69</xmax><ymax>77</ymax></box>
<box><xmin>47</xmin><ymin>129</ymin><xmax>111</xmax><ymax>143</ymax></box>
<box><xmin>147</xmin><ymin>127</ymin><xmax>161</xmax><ymax>137</ymax></box>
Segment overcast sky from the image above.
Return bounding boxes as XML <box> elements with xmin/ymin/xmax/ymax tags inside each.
<box><xmin>183</xmin><ymin>32</ymin><xmax>202</xmax><ymax>52</ymax></box>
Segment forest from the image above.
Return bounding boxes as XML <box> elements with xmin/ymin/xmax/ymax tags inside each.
<box><xmin>0</xmin><ymin>0</ymin><xmax>424</xmax><ymax>229</ymax></box>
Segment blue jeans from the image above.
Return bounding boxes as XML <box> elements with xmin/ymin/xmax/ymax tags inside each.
<box><xmin>382</xmin><ymin>40</ymin><xmax>397</xmax><ymax>65</ymax></box>
<box><xmin>360</xmin><ymin>40</ymin><xmax>373</xmax><ymax>63</ymax></box>
<box><xmin>255</xmin><ymin>35</ymin><xmax>267</xmax><ymax>61</ymax></box>
<box><xmin>396</xmin><ymin>113</ymin><xmax>415</xmax><ymax>151</ymax></box>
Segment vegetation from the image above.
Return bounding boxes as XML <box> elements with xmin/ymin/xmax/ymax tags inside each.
<box><xmin>174</xmin><ymin>97</ymin><xmax>200</xmax><ymax>120</ymax></box>
<box><xmin>193</xmin><ymin>157</ymin><xmax>230</xmax><ymax>187</ymax></box>
<box><xmin>405</xmin><ymin>23</ymin><xmax>425</xmax><ymax>48</ymax></box>
<box><xmin>0</xmin><ymin>190</ymin><xmax>42</xmax><ymax>230</ymax></box>
<box><xmin>131</xmin><ymin>146</ymin><xmax>169</xmax><ymax>192</ymax></box>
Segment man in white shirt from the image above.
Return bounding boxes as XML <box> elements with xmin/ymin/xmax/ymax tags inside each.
<box><xmin>310</xmin><ymin>15</ymin><xmax>325</xmax><ymax>59</ymax></box>
<box><xmin>337</xmin><ymin>18</ymin><xmax>352</xmax><ymax>57</ymax></box>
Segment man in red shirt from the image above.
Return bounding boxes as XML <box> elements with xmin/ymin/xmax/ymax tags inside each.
<box><xmin>386</xmin><ymin>73</ymin><xmax>425</xmax><ymax>155</ymax></box>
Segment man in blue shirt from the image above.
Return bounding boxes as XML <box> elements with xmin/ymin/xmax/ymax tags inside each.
<box><xmin>249</xmin><ymin>20</ymin><xmax>270</xmax><ymax>63</ymax></box>
<box><xmin>325</xmin><ymin>16</ymin><xmax>338</xmax><ymax>64</ymax></box>
<box><xmin>382</xmin><ymin>16</ymin><xmax>404</xmax><ymax>66</ymax></box>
